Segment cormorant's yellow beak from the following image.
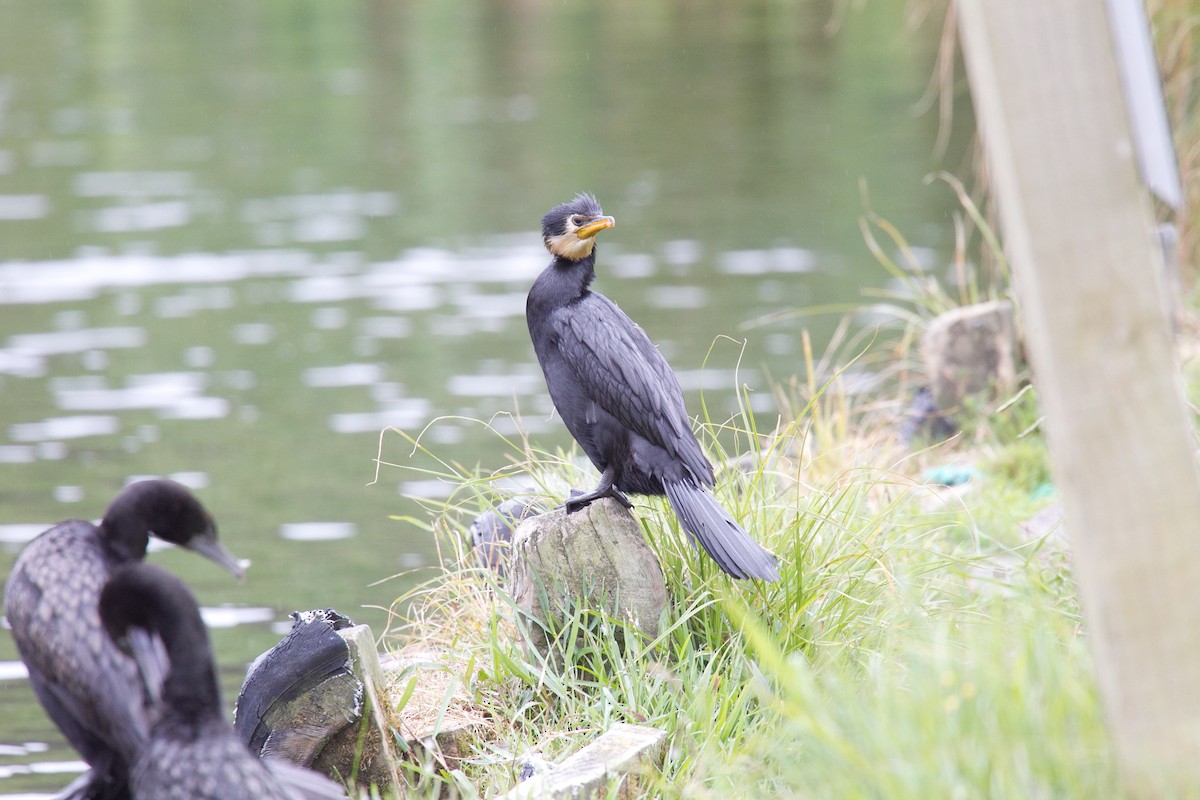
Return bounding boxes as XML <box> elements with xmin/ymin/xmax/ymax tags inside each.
<box><xmin>576</xmin><ymin>216</ymin><xmax>615</xmax><ymax>240</ymax></box>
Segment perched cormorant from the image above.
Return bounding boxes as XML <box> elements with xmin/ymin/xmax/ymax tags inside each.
<box><xmin>98</xmin><ymin>563</ymin><xmax>347</xmax><ymax>800</ymax></box>
<box><xmin>2</xmin><ymin>479</ymin><xmax>244</xmax><ymax>800</ymax></box>
<box><xmin>526</xmin><ymin>193</ymin><xmax>780</xmax><ymax>581</ymax></box>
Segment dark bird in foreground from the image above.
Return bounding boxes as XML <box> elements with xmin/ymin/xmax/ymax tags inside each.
<box><xmin>99</xmin><ymin>563</ymin><xmax>347</xmax><ymax>800</ymax></box>
<box><xmin>526</xmin><ymin>193</ymin><xmax>779</xmax><ymax>581</ymax></box>
<box><xmin>2</xmin><ymin>479</ymin><xmax>244</xmax><ymax>800</ymax></box>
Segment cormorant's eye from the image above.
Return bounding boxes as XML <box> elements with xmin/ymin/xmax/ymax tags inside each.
<box><xmin>569</xmin><ymin>215</ymin><xmax>583</xmax><ymax>228</ymax></box>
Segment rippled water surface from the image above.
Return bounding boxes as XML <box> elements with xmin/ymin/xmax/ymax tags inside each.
<box><xmin>0</xmin><ymin>1</ymin><xmax>969</xmax><ymax>794</ymax></box>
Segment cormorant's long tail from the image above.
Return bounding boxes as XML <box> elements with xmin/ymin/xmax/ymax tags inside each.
<box><xmin>663</xmin><ymin>481</ymin><xmax>779</xmax><ymax>581</ymax></box>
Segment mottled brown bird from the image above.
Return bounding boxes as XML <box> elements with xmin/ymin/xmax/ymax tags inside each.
<box><xmin>3</xmin><ymin>479</ymin><xmax>243</xmax><ymax>800</ymax></box>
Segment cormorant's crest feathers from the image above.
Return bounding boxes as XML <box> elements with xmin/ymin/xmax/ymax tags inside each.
<box><xmin>541</xmin><ymin>193</ymin><xmax>603</xmax><ymax>237</ymax></box>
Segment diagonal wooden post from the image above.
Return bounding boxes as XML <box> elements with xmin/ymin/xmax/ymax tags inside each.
<box><xmin>957</xmin><ymin>0</ymin><xmax>1200</xmax><ymax>791</ymax></box>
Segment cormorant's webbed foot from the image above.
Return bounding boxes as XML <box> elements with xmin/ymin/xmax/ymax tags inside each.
<box><xmin>564</xmin><ymin>486</ymin><xmax>634</xmax><ymax>512</ymax></box>
<box><xmin>563</xmin><ymin>467</ymin><xmax>633</xmax><ymax>513</ymax></box>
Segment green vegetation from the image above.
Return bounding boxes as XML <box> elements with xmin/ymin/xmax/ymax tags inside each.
<box><xmin>378</xmin><ymin>358</ymin><xmax>1109</xmax><ymax>797</ymax></box>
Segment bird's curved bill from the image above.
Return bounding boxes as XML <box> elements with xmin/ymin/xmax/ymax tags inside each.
<box><xmin>576</xmin><ymin>216</ymin><xmax>615</xmax><ymax>240</ymax></box>
<box><xmin>187</xmin><ymin>535</ymin><xmax>246</xmax><ymax>581</ymax></box>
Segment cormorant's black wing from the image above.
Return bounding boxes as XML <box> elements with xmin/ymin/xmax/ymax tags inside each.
<box><xmin>554</xmin><ymin>294</ymin><xmax>711</xmax><ymax>480</ymax></box>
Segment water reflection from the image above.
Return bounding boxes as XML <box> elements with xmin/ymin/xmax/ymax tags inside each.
<box><xmin>303</xmin><ymin>364</ymin><xmax>382</xmax><ymax>388</ymax></box>
<box><xmin>242</xmin><ymin>190</ymin><xmax>396</xmax><ymax>246</ymax></box>
<box><xmin>277</xmin><ymin>522</ymin><xmax>357</xmax><ymax>542</ymax></box>
<box><xmin>446</xmin><ymin>371</ymin><xmax>543</xmax><ymax>398</ymax></box>
<box><xmin>718</xmin><ymin>247</ymin><xmax>819</xmax><ymax>275</ymax></box>
<box><xmin>0</xmin><ymin>747</ymin><xmax>45</xmax><ymax>759</ymax></box>
<box><xmin>2</xmin><ymin>328</ymin><xmax>145</xmax><ymax>375</ymax></box>
<box><xmin>399</xmin><ymin>479</ymin><xmax>459</xmax><ymax>501</ymax></box>
<box><xmin>0</xmin><ymin>762</ymin><xmax>85</xmax><ymax>784</ymax></box>
<box><xmin>51</xmin><ymin>372</ymin><xmax>228</xmax><ymax>419</ymax></box>
<box><xmin>49</xmin><ymin>487</ymin><xmax>82</xmax><ymax>504</ymax></box>
<box><xmin>0</xmin><ymin>197</ymin><xmax>49</xmax><ymax>221</ymax></box>
<box><xmin>0</xmin><ymin>255</ymin><xmax>300</xmax><ymax>303</ymax></box>
<box><xmin>329</xmin><ymin>401</ymin><xmax>430</xmax><ymax>434</ymax></box>
<box><xmin>8</xmin><ymin>416</ymin><xmax>119</xmax><ymax>442</ymax></box>
<box><xmin>0</xmin><ymin>446</ymin><xmax>33</xmax><ymax>465</ymax></box>
<box><xmin>0</xmin><ymin>662</ymin><xmax>29</xmax><ymax>682</ymax></box>
<box><xmin>199</xmin><ymin>606</ymin><xmax>277</xmax><ymax>629</ymax></box>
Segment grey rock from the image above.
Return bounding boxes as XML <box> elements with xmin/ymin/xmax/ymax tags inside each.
<box><xmin>921</xmin><ymin>300</ymin><xmax>1020</xmax><ymax>415</ymax></box>
<box><xmin>496</xmin><ymin>723</ymin><xmax>668</xmax><ymax>800</ymax></box>
<box><xmin>508</xmin><ymin>498</ymin><xmax>667</xmax><ymax>660</ymax></box>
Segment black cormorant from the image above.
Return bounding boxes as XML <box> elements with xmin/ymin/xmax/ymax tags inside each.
<box><xmin>2</xmin><ymin>479</ymin><xmax>244</xmax><ymax>800</ymax></box>
<box><xmin>98</xmin><ymin>563</ymin><xmax>346</xmax><ymax>800</ymax></box>
<box><xmin>526</xmin><ymin>193</ymin><xmax>780</xmax><ymax>581</ymax></box>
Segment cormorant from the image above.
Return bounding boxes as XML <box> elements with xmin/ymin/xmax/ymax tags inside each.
<box><xmin>2</xmin><ymin>479</ymin><xmax>244</xmax><ymax>800</ymax></box>
<box><xmin>98</xmin><ymin>563</ymin><xmax>347</xmax><ymax>800</ymax></box>
<box><xmin>526</xmin><ymin>193</ymin><xmax>780</xmax><ymax>581</ymax></box>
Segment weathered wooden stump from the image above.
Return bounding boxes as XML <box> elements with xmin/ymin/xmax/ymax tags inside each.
<box><xmin>234</xmin><ymin>612</ymin><xmax>400</xmax><ymax>793</ymax></box>
<box><xmin>920</xmin><ymin>299</ymin><xmax>1020</xmax><ymax>416</ymax></box>
<box><xmin>509</xmin><ymin>498</ymin><xmax>668</xmax><ymax>661</ymax></box>
<box><xmin>310</xmin><ymin>625</ymin><xmax>400</xmax><ymax>790</ymax></box>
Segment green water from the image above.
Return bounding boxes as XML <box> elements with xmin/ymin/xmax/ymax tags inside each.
<box><xmin>0</xmin><ymin>0</ymin><xmax>968</xmax><ymax>793</ymax></box>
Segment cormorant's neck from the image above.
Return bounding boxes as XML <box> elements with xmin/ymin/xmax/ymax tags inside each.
<box><xmin>161</xmin><ymin>627</ymin><xmax>224</xmax><ymax>731</ymax></box>
<box><xmin>531</xmin><ymin>251</ymin><xmax>597</xmax><ymax>310</ymax></box>
<box><xmin>98</xmin><ymin>517</ymin><xmax>150</xmax><ymax>563</ymax></box>
<box><xmin>559</xmin><ymin>252</ymin><xmax>596</xmax><ymax>294</ymax></box>
<box><xmin>138</xmin><ymin>579</ymin><xmax>225</xmax><ymax>732</ymax></box>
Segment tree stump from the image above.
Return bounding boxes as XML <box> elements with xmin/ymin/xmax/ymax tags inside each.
<box><xmin>509</xmin><ymin>498</ymin><xmax>668</xmax><ymax>661</ymax></box>
<box><xmin>234</xmin><ymin>613</ymin><xmax>400</xmax><ymax>792</ymax></box>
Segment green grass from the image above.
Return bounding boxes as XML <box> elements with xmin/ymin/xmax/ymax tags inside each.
<box><xmin>373</xmin><ymin>374</ymin><xmax>1117</xmax><ymax>799</ymax></box>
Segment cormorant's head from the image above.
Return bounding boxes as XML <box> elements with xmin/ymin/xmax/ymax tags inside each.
<box><xmin>541</xmin><ymin>193</ymin><xmax>615</xmax><ymax>262</ymax></box>
<box><xmin>103</xmin><ymin>479</ymin><xmax>245</xmax><ymax>580</ymax></box>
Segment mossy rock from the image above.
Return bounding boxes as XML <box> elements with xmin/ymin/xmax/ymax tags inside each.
<box><xmin>509</xmin><ymin>498</ymin><xmax>667</xmax><ymax>661</ymax></box>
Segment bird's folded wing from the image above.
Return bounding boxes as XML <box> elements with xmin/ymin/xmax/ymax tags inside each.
<box><xmin>555</xmin><ymin>296</ymin><xmax>708</xmax><ymax>474</ymax></box>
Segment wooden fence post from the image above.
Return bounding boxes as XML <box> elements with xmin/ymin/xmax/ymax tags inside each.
<box><xmin>957</xmin><ymin>1</ymin><xmax>1200</xmax><ymax>791</ymax></box>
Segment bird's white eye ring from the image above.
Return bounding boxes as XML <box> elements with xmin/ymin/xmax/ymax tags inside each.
<box><xmin>569</xmin><ymin>215</ymin><xmax>583</xmax><ymax>227</ymax></box>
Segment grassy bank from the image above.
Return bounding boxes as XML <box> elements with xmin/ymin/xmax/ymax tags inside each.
<box><xmin>376</xmin><ymin>365</ymin><xmax>1115</xmax><ymax>798</ymax></box>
